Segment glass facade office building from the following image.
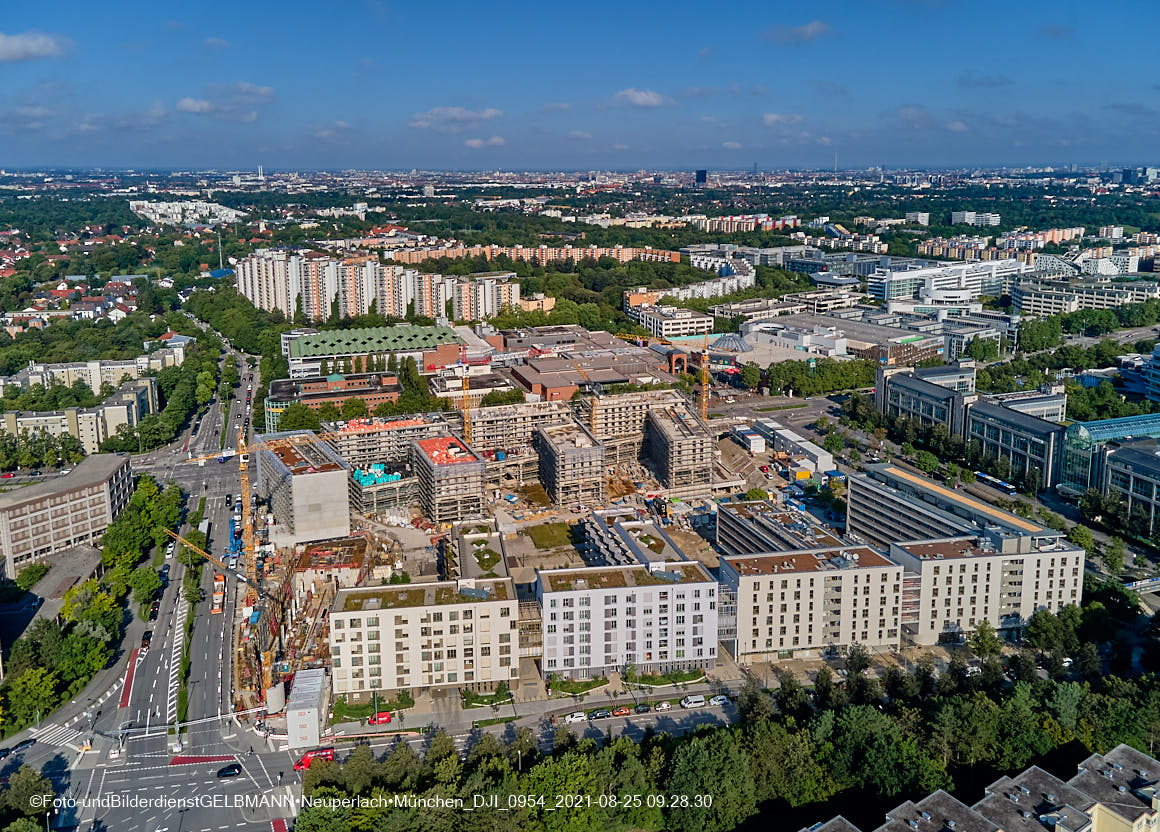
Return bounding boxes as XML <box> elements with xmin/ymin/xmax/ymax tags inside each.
<box><xmin>1060</xmin><ymin>413</ymin><xmax>1160</xmax><ymax>496</ymax></box>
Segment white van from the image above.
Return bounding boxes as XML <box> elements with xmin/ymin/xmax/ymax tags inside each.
<box><xmin>564</xmin><ymin>711</ymin><xmax>587</xmax><ymax>724</ymax></box>
<box><xmin>679</xmin><ymin>695</ymin><xmax>706</xmax><ymax>709</ymax></box>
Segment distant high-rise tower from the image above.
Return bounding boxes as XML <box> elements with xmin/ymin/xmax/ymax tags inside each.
<box><xmin>258</xmin><ymin>164</ymin><xmax>264</xmax><ymax>182</ymax></box>
<box><xmin>695</xmin><ymin>169</ymin><xmax>708</xmax><ymax>187</ymax></box>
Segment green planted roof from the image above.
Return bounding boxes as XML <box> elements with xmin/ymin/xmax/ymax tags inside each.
<box><xmin>289</xmin><ymin>326</ymin><xmax>460</xmax><ymax>359</ymax></box>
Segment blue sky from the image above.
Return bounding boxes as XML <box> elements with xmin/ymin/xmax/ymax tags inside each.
<box><xmin>1</xmin><ymin>0</ymin><xmax>1157</xmax><ymax>170</ymax></box>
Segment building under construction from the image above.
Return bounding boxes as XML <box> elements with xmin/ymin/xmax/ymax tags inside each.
<box><xmin>412</xmin><ymin>435</ymin><xmax>487</xmax><ymax>522</ymax></box>
<box><xmin>253</xmin><ymin>431</ymin><xmax>353</xmax><ymax>545</ymax></box>
<box><xmin>577</xmin><ymin>388</ymin><xmax>687</xmax><ymax>464</ymax></box>
<box><xmin>647</xmin><ymin>405</ymin><xmax>715</xmax><ymax>490</ymax></box>
<box><xmin>461</xmin><ymin>400</ymin><xmax>573</xmax><ymax>452</ymax></box>
<box><xmin>536</xmin><ymin>422</ymin><xmax>606</xmax><ymax>506</ymax></box>
<box><xmin>321</xmin><ymin>415</ymin><xmax>448</xmax><ymax>467</ymax></box>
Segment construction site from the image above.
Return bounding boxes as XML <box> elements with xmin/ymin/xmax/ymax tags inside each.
<box><xmin>183</xmin><ymin>380</ymin><xmax>746</xmax><ymax>714</ymax></box>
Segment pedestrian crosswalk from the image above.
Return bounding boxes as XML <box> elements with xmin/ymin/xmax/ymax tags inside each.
<box><xmin>167</xmin><ymin>599</ymin><xmax>189</xmax><ymax>724</ymax></box>
<box><xmin>30</xmin><ymin>723</ymin><xmax>84</xmax><ymax>749</ymax></box>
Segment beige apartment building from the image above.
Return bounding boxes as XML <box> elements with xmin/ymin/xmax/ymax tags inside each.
<box><xmin>0</xmin><ymin>454</ymin><xmax>132</xmax><ymax>578</ymax></box>
<box><xmin>888</xmin><ymin>535</ymin><xmax>1084</xmax><ymax>645</ymax></box>
<box><xmin>719</xmin><ymin>546</ymin><xmax>903</xmax><ymax>662</ymax></box>
<box><xmin>328</xmin><ymin>578</ymin><xmax>519</xmax><ymax>699</ymax></box>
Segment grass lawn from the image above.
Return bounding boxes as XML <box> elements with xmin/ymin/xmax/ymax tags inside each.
<box><xmin>756</xmin><ymin>403</ymin><xmax>808</xmax><ymax>412</ymax></box>
<box><xmin>627</xmin><ymin>668</ymin><xmax>706</xmax><ymax>686</ymax></box>
<box><xmin>330</xmin><ymin>692</ymin><xmax>414</xmax><ymax>724</ymax></box>
<box><xmin>547</xmin><ymin>676</ymin><xmax>608</xmax><ymax>696</ymax></box>
<box><xmin>473</xmin><ymin>715</ymin><xmax>518</xmax><ymax>727</ymax></box>
<box><xmin>462</xmin><ymin>684</ymin><xmax>512</xmax><ymax>708</ymax></box>
<box><xmin>526</xmin><ymin>522</ymin><xmax>572</xmax><ymax>550</ymax></box>
<box><xmin>471</xmin><ymin>543</ymin><xmax>501</xmax><ymax>571</ymax></box>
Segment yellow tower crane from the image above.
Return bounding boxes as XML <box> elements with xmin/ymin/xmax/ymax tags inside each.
<box><xmin>459</xmin><ymin>345</ymin><xmax>472</xmax><ymax>443</ymax></box>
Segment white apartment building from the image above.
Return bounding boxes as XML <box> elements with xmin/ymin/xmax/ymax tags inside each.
<box><xmin>719</xmin><ymin>546</ymin><xmax>902</xmax><ymax>662</ymax></box>
<box><xmin>905</xmin><ymin>212</ymin><xmax>930</xmax><ymax>226</ymax></box>
<box><xmin>636</xmin><ymin>305</ymin><xmax>713</xmax><ymax>338</ymax></box>
<box><xmin>867</xmin><ymin>259</ymin><xmax>1028</xmax><ymax>302</ymax></box>
<box><xmin>328</xmin><ymin>578</ymin><xmax>519</xmax><ymax>699</ymax></box>
<box><xmin>951</xmin><ymin>211</ymin><xmax>1001</xmax><ymax>227</ymax></box>
<box><xmin>888</xmin><ymin>535</ymin><xmax>1084</xmax><ymax>645</ymax></box>
<box><xmin>451</xmin><ymin>272</ymin><xmax>520</xmax><ymax>321</ymax></box>
<box><xmin>537</xmin><ymin>562</ymin><xmax>719</xmax><ymax>679</ymax></box>
<box><xmin>236</xmin><ymin>249</ymin><xmax>303</xmax><ymax>319</ymax></box>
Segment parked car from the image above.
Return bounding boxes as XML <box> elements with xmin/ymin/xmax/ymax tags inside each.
<box><xmin>0</xmin><ymin>473</ymin><xmax>13</xmax><ymax>479</ymax></box>
<box><xmin>654</xmin><ymin>701</ymin><xmax>672</xmax><ymax>712</ymax></box>
<box><xmin>368</xmin><ymin>712</ymin><xmax>392</xmax><ymax>725</ymax></box>
<box><xmin>216</xmin><ymin>763</ymin><xmax>242</xmax><ymax>778</ymax></box>
<box><xmin>588</xmin><ymin>709</ymin><xmax>612</xmax><ymax>720</ymax></box>
<box><xmin>564</xmin><ymin>711</ymin><xmax>587</xmax><ymax>724</ymax></box>
<box><xmin>634</xmin><ymin>703</ymin><xmax>651</xmax><ymax>714</ymax></box>
<box><xmin>149</xmin><ymin>600</ymin><xmax>160</xmax><ymax>620</ymax></box>
<box><xmin>140</xmin><ymin>631</ymin><xmax>152</xmax><ymax>652</ymax></box>
<box><xmin>612</xmin><ymin>706</ymin><xmax>631</xmax><ymax>717</ymax></box>
<box><xmin>680</xmin><ymin>695</ymin><xmax>706</xmax><ymax>709</ymax></box>
<box><xmin>708</xmin><ymin>695</ymin><xmax>729</xmax><ymax>707</ymax></box>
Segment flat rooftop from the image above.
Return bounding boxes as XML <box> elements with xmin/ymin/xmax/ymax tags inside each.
<box><xmin>288</xmin><ymin>325</ymin><xmax>460</xmax><ymax>358</ymax></box>
<box><xmin>539</xmin><ymin>422</ymin><xmax>600</xmax><ymax>450</ymax></box>
<box><xmin>415</xmin><ymin>436</ymin><xmax>480</xmax><ymax>465</ymax></box>
<box><xmin>327</xmin><ymin>416</ymin><xmax>440</xmax><ymax>435</ymax></box>
<box><xmin>776</xmin><ymin>313</ymin><xmax>943</xmax><ymax>347</ymax></box>
<box><xmin>724</xmin><ymin>546</ymin><xmax>896</xmax><ymax>576</ymax></box>
<box><xmin>336</xmin><ymin>578</ymin><xmax>512</xmax><ymax>611</ymax></box>
<box><xmin>0</xmin><ymin>453</ymin><xmax>128</xmax><ymax>511</ymax></box>
<box><xmin>649</xmin><ymin>406</ymin><xmax>709</xmax><ymax>440</ymax></box>
<box><xmin>868</xmin><ymin>465</ymin><xmax>1045</xmax><ymax>534</ymax></box>
<box><xmin>269</xmin><ymin>443</ymin><xmax>344</xmax><ymax>475</ymax></box>
<box><xmin>542</xmin><ymin>562</ymin><xmax>712</xmax><ymax>592</ymax></box>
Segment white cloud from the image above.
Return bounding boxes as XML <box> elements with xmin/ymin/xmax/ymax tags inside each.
<box><xmin>464</xmin><ymin>136</ymin><xmax>505</xmax><ymax>148</ymax></box>
<box><xmin>945</xmin><ymin>120</ymin><xmax>969</xmax><ymax>133</ymax></box>
<box><xmin>763</xmin><ymin>112</ymin><xmax>803</xmax><ymax>126</ymax></box>
<box><xmin>176</xmin><ymin>97</ymin><xmax>213</xmax><ymax>113</ymax></box>
<box><xmin>567</xmin><ymin>130</ymin><xmax>592</xmax><ymax>139</ymax></box>
<box><xmin>204</xmin><ymin>36</ymin><xmax>229</xmax><ymax>49</ymax></box>
<box><xmin>722</xmin><ymin>141</ymin><xmax>743</xmax><ymax>149</ymax></box>
<box><xmin>0</xmin><ymin>31</ymin><xmax>65</xmax><ymax>62</ymax></box>
<box><xmin>763</xmin><ymin>21</ymin><xmax>831</xmax><ymax>44</ymax></box>
<box><xmin>542</xmin><ymin>102</ymin><xmax>570</xmax><ymax>111</ymax></box>
<box><xmin>616</xmin><ymin>88</ymin><xmax>664</xmax><ymax>108</ymax></box>
<box><xmin>231</xmin><ymin>81</ymin><xmax>274</xmax><ymax>100</ymax></box>
<box><xmin>410</xmin><ymin>106</ymin><xmax>502</xmax><ymax>132</ymax></box>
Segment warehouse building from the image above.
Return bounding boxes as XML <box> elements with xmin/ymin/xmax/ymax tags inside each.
<box><xmin>536</xmin><ymin>422</ymin><xmax>606</xmax><ymax>507</ymax></box>
<box><xmin>0</xmin><ymin>453</ymin><xmax>132</xmax><ymax>578</ymax></box>
<box><xmin>412</xmin><ymin>435</ymin><xmax>486</xmax><ymax>522</ymax></box>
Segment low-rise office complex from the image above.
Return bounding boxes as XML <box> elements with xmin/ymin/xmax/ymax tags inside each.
<box><xmin>0</xmin><ymin>454</ymin><xmax>132</xmax><ymax>578</ymax></box>
<box><xmin>2</xmin><ymin>377</ymin><xmax>157</xmax><ymax>454</ymax></box>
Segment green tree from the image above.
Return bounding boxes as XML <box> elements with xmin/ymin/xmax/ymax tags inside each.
<box><xmin>128</xmin><ymin>564</ymin><xmax>162</xmax><ymax>607</ymax></box>
<box><xmin>969</xmin><ymin>620</ymin><xmax>1003</xmax><ymax>659</ymax></box>
<box><xmin>341</xmin><ymin>398</ymin><xmax>369</xmax><ymax>419</ymax></box>
<box><xmin>1105</xmin><ymin>536</ymin><xmax>1126</xmax><ymax>575</ymax></box>
<box><xmin>914</xmin><ymin>450</ymin><xmax>941</xmax><ymax>476</ymax></box>
<box><xmin>6</xmin><ymin>667</ymin><xmax>58</xmax><ymax>726</ymax></box>
<box><xmin>666</xmin><ymin>732</ymin><xmax>757</xmax><ymax>832</ymax></box>
<box><xmin>4</xmin><ymin>766</ymin><xmax>52</xmax><ymax>818</ymax></box>
<box><xmin>1066</xmin><ymin>524</ymin><xmax>1097</xmax><ymax>559</ymax></box>
<box><xmin>276</xmin><ymin>403</ymin><xmax>322</xmax><ymax>432</ymax></box>
<box><xmin>739</xmin><ymin>362</ymin><xmax>762</xmax><ymax>389</ymax></box>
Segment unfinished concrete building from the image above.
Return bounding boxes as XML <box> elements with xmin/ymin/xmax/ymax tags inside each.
<box><xmin>412</xmin><ymin>435</ymin><xmax>486</xmax><ymax>522</ymax></box>
<box><xmin>462</xmin><ymin>400</ymin><xmax>574</xmax><ymax>452</ymax></box>
<box><xmin>536</xmin><ymin>422</ymin><xmax>606</xmax><ymax>507</ymax></box>
<box><xmin>321</xmin><ymin>415</ymin><xmax>448</xmax><ymax>467</ymax></box>
<box><xmin>577</xmin><ymin>388</ymin><xmax>687</xmax><ymax>464</ymax></box>
<box><xmin>647</xmin><ymin>406</ymin><xmax>714</xmax><ymax>490</ymax></box>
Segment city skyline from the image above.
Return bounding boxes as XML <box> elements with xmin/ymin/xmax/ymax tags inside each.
<box><xmin>2</xmin><ymin>0</ymin><xmax>1157</xmax><ymax>170</ymax></box>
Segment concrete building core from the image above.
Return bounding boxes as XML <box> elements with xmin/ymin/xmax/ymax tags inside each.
<box><xmin>646</xmin><ymin>406</ymin><xmax>714</xmax><ymax>489</ymax></box>
<box><xmin>578</xmin><ymin>388</ymin><xmax>686</xmax><ymax>464</ymax></box>
<box><xmin>536</xmin><ymin>422</ymin><xmax>606</xmax><ymax>507</ymax></box>
<box><xmin>412</xmin><ymin>435</ymin><xmax>486</xmax><ymax>522</ymax></box>
<box><xmin>254</xmin><ymin>432</ymin><xmax>352</xmax><ymax>545</ymax></box>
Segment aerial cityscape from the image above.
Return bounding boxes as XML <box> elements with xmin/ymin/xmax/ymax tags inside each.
<box><xmin>3</xmin><ymin>2</ymin><xmax>1160</xmax><ymax>832</ymax></box>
